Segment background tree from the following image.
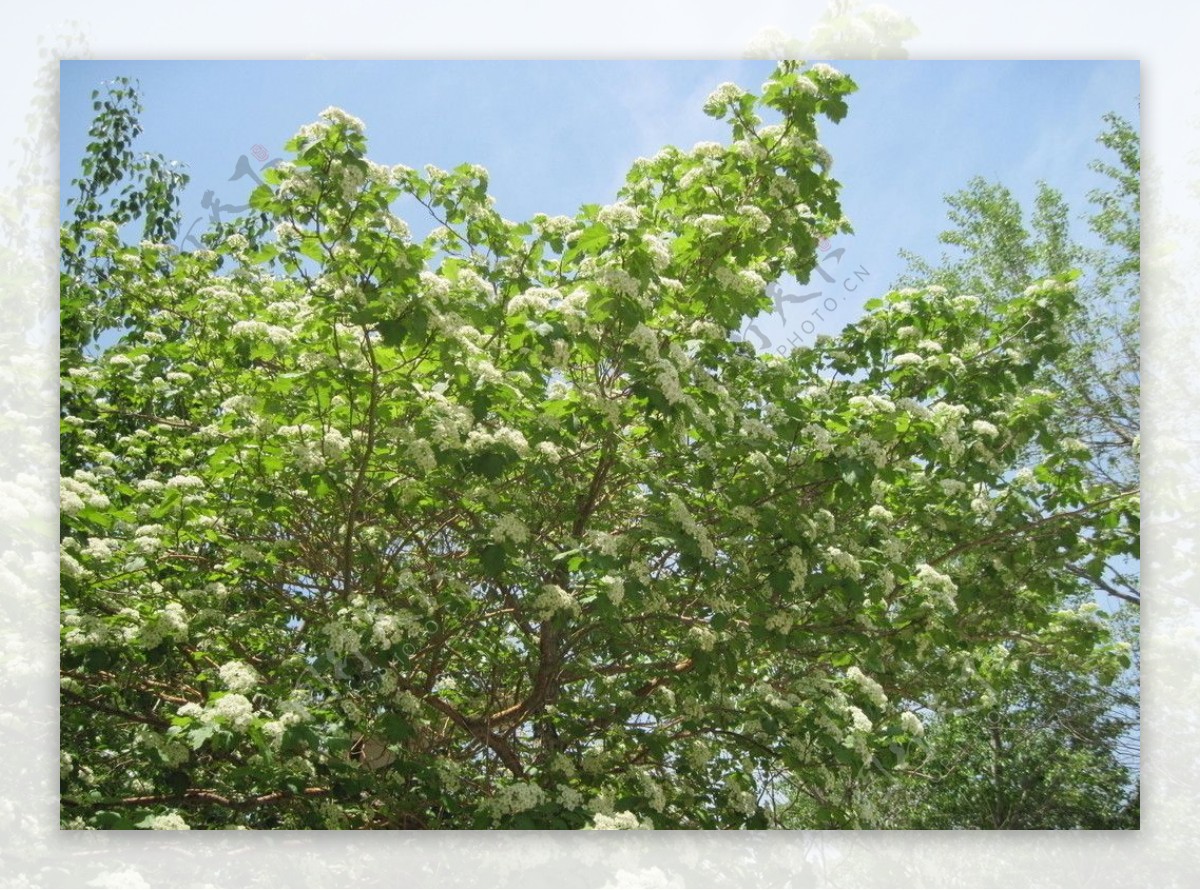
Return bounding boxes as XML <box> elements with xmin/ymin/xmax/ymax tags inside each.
<box><xmin>60</xmin><ymin>66</ymin><xmax>1133</xmax><ymax>830</ymax></box>
<box><xmin>817</xmin><ymin>113</ymin><xmax>1142</xmax><ymax>829</ymax></box>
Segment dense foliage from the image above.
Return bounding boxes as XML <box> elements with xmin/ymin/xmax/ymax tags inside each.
<box><xmin>848</xmin><ymin>118</ymin><xmax>1141</xmax><ymax>829</ymax></box>
<box><xmin>59</xmin><ymin>65</ymin><xmax>1136</xmax><ymax>830</ymax></box>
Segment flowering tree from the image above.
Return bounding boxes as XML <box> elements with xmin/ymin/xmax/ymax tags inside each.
<box><xmin>59</xmin><ymin>63</ymin><xmax>1134</xmax><ymax>830</ymax></box>
<box><xmin>829</xmin><ymin>115</ymin><xmax>1142</xmax><ymax>829</ymax></box>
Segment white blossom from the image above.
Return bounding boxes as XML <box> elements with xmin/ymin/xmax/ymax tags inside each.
<box><xmin>913</xmin><ymin>563</ymin><xmax>958</xmax><ymax>612</ymax></box>
<box><xmin>867</xmin><ymin>505</ymin><xmax>894</xmax><ymax>522</ymax></box>
<box><xmin>487</xmin><ymin>781</ymin><xmax>545</xmax><ymax>817</ymax></box>
<box><xmin>825</xmin><ymin>546</ymin><xmax>862</xmax><ymax>579</ymax></box>
<box><xmin>217</xmin><ymin>660</ymin><xmax>260</xmax><ymax>694</ymax></box>
<box><xmin>846</xmin><ymin>666</ymin><xmax>888</xmax><ymax>708</ymax></box>
<box><xmin>530</xmin><ymin>584</ymin><xmax>579</xmax><ymax>620</ymax></box>
<box><xmin>586</xmin><ymin>810</ymin><xmax>652</xmax><ymax>830</ymax></box>
<box><xmin>320</xmin><ymin>106</ymin><xmax>366</xmax><ymax>133</ymax></box>
<box><xmin>847</xmin><ymin>704</ymin><xmax>873</xmax><ymax>734</ymax></box>
<box><xmin>490</xmin><ymin>513</ymin><xmax>529</xmax><ymax>545</ymax></box>
<box><xmin>703</xmin><ymin>82</ymin><xmax>744</xmax><ymax>114</ymax></box>
<box><xmin>688</xmin><ymin>624</ymin><xmax>716</xmax><ymax>652</ymax></box>
<box><xmin>597</xmin><ymin>202</ymin><xmax>640</xmax><ymax>229</ymax></box>
<box><xmin>146</xmin><ymin>812</ymin><xmax>191</xmax><ymax>830</ymax></box>
<box><xmin>165</xmin><ymin>474</ymin><xmax>204</xmax><ymax>490</ymax></box>
<box><xmin>900</xmin><ymin>711</ymin><xmax>925</xmax><ymax>736</ymax></box>
<box><xmin>600</xmin><ymin>575</ymin><xmax>625</xmax><ymax>606</ymax></box>
<box><xmin>809</xmin><ymin>62</ymin><xmax>843</xmax><ymax>81</ymax></box>
<box><xmin>177</xmin><ymin>702</ymin><xmax>205</xmax><ymax>720</ymax></box>
<box><xmin>212</xmin><ymin>693</ymin><xmax>254</xmax><ymax>730</ymax></box>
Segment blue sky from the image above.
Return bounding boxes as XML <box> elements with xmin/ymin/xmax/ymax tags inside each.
<box><xmin>60</xmin><ymin>60</ymin><xmax>1139</xmax><ymax>349</ymax></box>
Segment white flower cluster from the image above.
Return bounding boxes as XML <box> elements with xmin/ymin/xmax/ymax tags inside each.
<box><xmin>938</xmin><ymin>478</ymin><xmax>967</xmax><ymax>496</ymax></box>
<box><xmin>597</xmin><ymin>201</ymin><xmax>640</xmax><ymax>229</ymax></box>
<box><xmin>372</xmin><ymin>609</ymin><xmax>421</xmax><ymax>649</ymax></box>
<box><xmin>600</xmin><ymin>575</ymin><xmax>625</xmax><ymax>606</ymax></box>
<box><xmin>324</xmin><ymin>619</ymin><xmax>362</xmax><ymax>658</ymax></box>
<box><xmin>714</xmin><ymin>265</ymin><xmax>766</xmax><ymax>296</ymax></box>
<box><xmin>804</xmin><ymin>423</ymin><xmax>834</xmax><ymax>455</ymax></box>
<box><xmin>557</xmin><ymin>786</ymin><xmax>584</xmax><ymax>810</ymax></box>
<box><xmin>642</xmin><ymin>234</ymin><xmax>671</xmax><ymax>270</ymax></box>
<box><xmin>629</xmin><ymin>323</ymin><xmax>660</xmax><ymax>359</ymax></box>
<box><xmin>140</xmin><ymin>603</ymin><xmax>188</xmax><ymax>649</ymax></box>
<box><xmin>320</xmin><ymin>106</ymin><xmax>366</xmax><ymax>134</ymax></box>
<box><xmin>536</xmin><ymin>440</ymin><xmax>562</xmax><ymax>463</ymax></box>
<box><xmin>654</xmin><ymin>360</ymin><xmax>686</xmax><ymax>406</ymax></box>
<box><xmin>490</xmin><ymin>513</ymin><xmax>529</xmax><ymax>545</ymax></box>
<box><xmin>465</xmin><ymin>425</ymin><xmax>529</xmax><ymax>456</ymax></box>
<box><xmin>530</xmin><ymin>584</ymin><xmax>579</xmax><ymax>620</ymax></box>
<box><xmin>407</xmin><ymin>438</ymin><xmax>437</xmax><ymax>473</ymax></box>
<box><xmin>218</xmin><ymin>660</ymin><xmax>260</xmax><ymax>694</ymax></box>
<box><xmin>931</xmin><ymin>402</ymin><xmax>970</xmax><ymax>461</ymax></box>
<box><xmin>824</xmin><ymin>546</ymin><xmax>863</xmax><ymax>579</ymax></box>
<box><xmin>467</xmin><ymin>355</ymin><xmax>504</xmax><ymax>385</ymax></box>
<box><xmin>636</xmin><ymin>770</ymin><xmax>667</xmax><ymax>812</ymax></box>
<box><xmin>892</xmin><ymin>352</ymin><xmax>923</xmax><ymax>368</ymax></box>
<box><xmin>737</xmin><ymin>204</ymin><xmax>772</xmax><ymax>234</ymax></box>
<box><xmin>230</xmin><ymin>319</ymin><xmax>294</xmax><ymax>345</ymax></box>
<box><xmin>809</xmin><ymin>63</ymin><xmax>843</xmax><ymax>81</ymax></box>
<box><xmin>846</xmin><ymin>666</ymin><xmax>888</xmax><ymax>708</ymax></box>
<box><xmin>534</xmin><ymin>214</ymin><xmax>576</xmax><ymax>238</ymax></box>
<box><xmin>867</xmin><ymin>505</ymin><xmax>894</xmax><ymax>523</ymax></box>
<box><xmin>764</xmin><ymin>610</ymin><xmax>796</xmax><ymax>635</ymax></box>
<box><xmin>261</xmin><ymin>698</ymin><xmax>314</xmax><ymax>744</ymax></box>
<box><xmin>730</xmin><ymin>789</ymin><xmax>759</xmax><ymax>817</ymax></box>
<box><xmin>688</xmin><ymin>624</ymin><xmax>716</xmax><ymax>652</ymax></box>
<box><xmin>703</xmin><ymin>82</ymin><xmax>745</xmax><ymax>115</ymax></box>
<box><xmin>847</xmin><ymin>704</ymin><xmax>873</xmax><ymax>734</ymax></box>
<box><xmin>586</xmin><ymin>810</ymin><xmax>652</xmax><ymax>830</ymax></box>
<box><xmin>588</xmin><ymin>530</ymin><xmax>620</xmax><ymax>557</ymax></box>
<box><xmin>970</xmin><ymin>482</ymin><xmax>995</xmax><ymax>519</ymax></box>
<box><xmin>165</xmin><ymin>474</ymin><xmax>204</xmax><ymax>490</ymax></box>
<box><xmin>146</xmin><ymin>812</ymin><xmax>191</xmax><ymax>830</ymax></box>
<box><xmin>971</xmin><ymin>419</ymin><xmax>1000</xmax><ymax>438</ymax></box>
<box><xmin>900</xmin><ymin>710</ymin><xmax>925</xmax><ymax>737</ymax></box>
<box><xmin>689</xmin><ymin>141</ymin><xmax>724</xmax><ymax>159</ymax></box>
<box><xmin>61</xmin><ymin>476</ymin><xmax>110</xmax><ymax>515</ymax></box>
<box><xmin>593</xmin><ymin>263</ymin><xmax>640</xmax><ymax>301</ymax></box>
<box><xmin>487</xmin><ymin>781</ymin><xmax>545</xmax><ymax>817</ymax></box>
<box><xmin>913</xmin><ymin>563</ymin><xmax>958</xmax><ymax>612</ymax></box>
<box><xmin>668</xmin><ymin>494</ymin><xmax>716</xmax><ymax>560</ymax></box>
<box><xmin>179</xmin><ymin>693</ymin><xmax>256</xmax><ymax>731</ymax></box>
<box><xmin>212</xmin><ymin>693</ymin><xmax>255</xmax><ymax>729</ymax></box>
<box><xmin>506</xmin><ymin>288</ymin><xmax>555</xmax><ymax>316</ymax></box>
<box><xmin>849</xmin><ymin>394</ymin><xmax>896</xmax><ymax>415</ymax></box>
<box><xmin>787</xmin><ymin>547</ymin><xmax>807</xmax><ymax>593</ymax></box>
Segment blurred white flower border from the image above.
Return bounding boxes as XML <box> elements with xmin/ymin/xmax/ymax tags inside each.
<box><xmin>1</xmin><ymin>1</ymin><xmax>1195</xmax><ymax>886</ymax></box>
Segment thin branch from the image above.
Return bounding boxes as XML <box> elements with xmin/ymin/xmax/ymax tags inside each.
<box><xmin>62</xmin><ymin>786</ymin><xmax>331</xmax><ymax>811</ymax></box>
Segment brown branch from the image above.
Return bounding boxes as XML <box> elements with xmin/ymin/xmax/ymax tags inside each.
<box><xmin>633</xmin><ymin>658</ymin><xmax>695</xmax><ymax>698</ymax></box>
<box><xmin>1068</xmin><ymin>565</ymin><xmax>1141</xmax><ymax>606</ymax></box>
<box><xmin>62</xmin><ymin>786</ymin><xmax>331</xmax><ymax>811</ymax></box>
<box><xmin>421</xmin><ymin>695</ymin><xmax>525</xmax><ymax>778</ymax></box>
<box><xmin>62</xmin><ymin>689</ymin><xmax>169</xmax><ymax>729</ymax></box>
<box><xmin>96</xmin><ymin>407</ymin><xmax>197</xmax><ymax>430</ymax></box>
<box><xmin>930</xmin><ymin>490</ymin><xmax>1137</xmax><ymax>567</ymax></box>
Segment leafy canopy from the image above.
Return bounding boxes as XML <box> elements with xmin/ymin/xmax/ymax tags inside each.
<box><xmin>60</xmin><ymin>64</ymin><xmax>1133</xmax><ymax>830</ymax></box>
